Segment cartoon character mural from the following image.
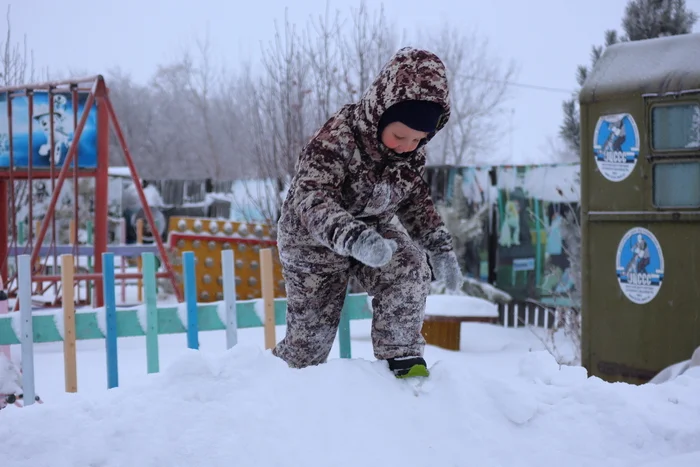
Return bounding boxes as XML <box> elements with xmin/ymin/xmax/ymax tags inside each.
<box><xmin>626</xmin><ymin>233</ymin><xmax>651</xmax><ymax>276</ymax></box>
<box><xmin>457</xmin><ymin>166</ymin><xmax>492</xmax><ymax>280</ymax></box>
<box><xmin>428</xmin><ymin>163</ymin><xmax>582</xmax><ymax>305</ymax></box>
<box><xmin>541</xmin><ymin>202</ymin><xmax>577</xmax><ymax>301</ymax></box>
<box><xmin>0</xmin><ymin>91</ymin><xmax>97</xmax><ymax>169</ymax></box>
<box><xmin>593</xmin><ymin>112</ymin><xmax>640</xmax><ymax>182</ymax></box>
<box><xmin>615</xmin><ymin>227</ymin><xmax>664</xmax><ymax>305</ymax></box>
<box><xmin>492</xmin><ymin>164</ymin><xmax>581</xmax><ymax>304</ymax></box>
<box><xmin>496</xmin><ymin>174</ymin><xmax>538</xmax><ymax>299</ymax></box>
<box><xmin>498</xmin><ymin>199</ymin><xmax>521</xmax><ymax>248</ymax></box>
<box><xmin>545</xmin><ymin>209</ymin><xmax>563</xmax><ymax>256</ymax></box>
<box><xmin>603</xmin><ymin>117</ymin><xmax>627</xmax><ymax>152</ymax></box>
<box><xmin>33</xmin><ymin>94</ymin><xmax>73</xmax><ymax>166</ymax></box>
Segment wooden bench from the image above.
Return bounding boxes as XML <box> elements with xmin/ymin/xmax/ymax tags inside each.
<box><xmin>421</xmin><ymin>313</ymin><xmax>499</xmax><ymax>351</ymax></box>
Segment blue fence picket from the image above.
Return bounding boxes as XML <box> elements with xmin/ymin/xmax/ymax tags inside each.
<box><xmin>182</xmin><ymin>251</ymin><xmax>199</xmax><ymax>350</ymax></box>
<box><xmin>103</xmin><ymin>252</ymin><xmax>119</xmax><ymax>389</ymax></box>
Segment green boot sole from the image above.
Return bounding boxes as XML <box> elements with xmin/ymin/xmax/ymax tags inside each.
<box><xmin>396</xmin><ymin>364</ymin><xmax>430</xmax><ymax>379</ymax></box>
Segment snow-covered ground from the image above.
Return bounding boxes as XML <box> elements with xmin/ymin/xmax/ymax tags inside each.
<box><xmin>1</xmin><ymin>296</ymin><xmax>699</xmax><ymax>467</ymax></box>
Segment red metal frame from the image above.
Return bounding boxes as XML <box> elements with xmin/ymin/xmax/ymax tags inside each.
<box><xmin>0</xmin><ymin>75</ymin><xmax>182</xmax><ymax>308</ymax></box>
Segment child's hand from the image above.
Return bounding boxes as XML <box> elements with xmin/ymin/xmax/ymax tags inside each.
<box><xmin>350</xmin><ymin>229</ymin><xmax>398</xmax><ymax>268</ymax></box>
<box><xmin>430</xmin><ymin>251</ymin><xmax>464</xmax><ymax>292</ymax></box>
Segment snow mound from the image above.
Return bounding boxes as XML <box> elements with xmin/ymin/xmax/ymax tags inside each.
<box><xmin>1</xmin><ymin>346</ymin><xmax>700</xmax><ymax>467</ymax></box>
<box><xmin>649</xmin><ymin>346</ymin><xmax>700</xmax><ymax>384</ymax></box>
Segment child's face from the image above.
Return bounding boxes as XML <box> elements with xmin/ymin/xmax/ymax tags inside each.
<box><xmin>380</xmin><ymin>122</ymin><xmax>428</xmax><ymax>154</ymax></box>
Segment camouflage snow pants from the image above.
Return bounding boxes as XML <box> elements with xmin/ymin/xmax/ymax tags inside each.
<box><xmin>272</xmin><ymin>225</ymin><xmax>432</xmax><ymax>368</ymax></box>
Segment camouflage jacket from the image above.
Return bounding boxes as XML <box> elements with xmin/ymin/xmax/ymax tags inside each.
<box><xmin>277</xmin><ymin>47</ymin><xmax>454</xmax><ymax>259</ymax></box>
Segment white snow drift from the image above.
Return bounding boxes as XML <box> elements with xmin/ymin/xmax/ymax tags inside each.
<box><xmin>1</xmin><ymin>343</ymin><xmax>699</xmax><ymax>467</ymax></box>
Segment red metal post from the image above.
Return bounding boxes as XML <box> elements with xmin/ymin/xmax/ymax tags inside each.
<box><xmin>27</xmin><ymin>92</ymin><xmax>34</xmax><ymax>252</ymax></box>
<box><xmin>71</xmin><ymin>85</ymin><xmax>81</xmax><ymax>301</ymax></box>
<box><xmin>6</xmin><ymin>91</ymin><xmax>17</xmax><ymax>268</ymax></box>
<box><xmin>93</xmin><ymin>79</ymin><xmax>110</xmax><ymax>307</ymax></box>
<box><xmin>48</xmin><ymin>86</ymin><xmax>58</xmax><ymax>299</ymax></box>
<box><xmin>104</xmin><ymin>95</ymin><xmax>183</xmax><ymax>302</ymax></box>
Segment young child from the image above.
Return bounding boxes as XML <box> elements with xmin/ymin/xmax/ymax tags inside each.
<box><xmin>272</xmin><ymin>47</ymin><xmax>464</xmax><ymax>378</ymax></box>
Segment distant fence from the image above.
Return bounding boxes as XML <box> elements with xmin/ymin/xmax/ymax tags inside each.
<box><xmin>497</xmin><ymin>300</ymin><xmax>576</xmax><ymax>330</ymax></box>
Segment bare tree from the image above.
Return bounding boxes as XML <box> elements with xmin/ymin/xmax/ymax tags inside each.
<box><xmin>419</xmin><ymin>25</ymin><xmax>517</xmax><ymax>165</ymax></box>
<box><xmin>240</xmin><ymin>10</ymin><xmax>314</xmax><ymax>222</ymax></box>
<box><xmin>107</xmin><ymin>32</ymin><xmax>249</xmax><ymax>183</ymax></box>
<box><xmin>266</xmin><ymin>11</ymin><xmax>314</xmax><ymax>178</ymax></box>
<box><xmin>227</xmin><ymin>63</ymin><xmax>289</xmax><ymax>222</ymax></box>
<box><xmin>1</xmin><ymin>5</ymin><xmax>39</xmax><ymax>245</ymax></box>
<box><xmin>297</xmin><ymin>0</ymin><xmax>400</xmax><ymax>147</ymax></box>
<box><xmin>0</xmin><ymin>5</ymin><xmax>35</xmax><ymax>86</ymax></box>
<box><xmin>49</xmin><ymin>0</ymin><xmax>518</xmax><ymax>229</ymax></box>
<box><xmin>539</xmin><ymin>134</ymin><xmax>580</xmax><ymax>163</ymax></box>
<box><xmin>302</xmin><ymin>1</ymin><xmax>345</xmax><ymax>124</ymax></box>
<box><xmin>214</xmin><ymin>67</ymin><xmax>251</xmax><ymax>179</ymax></box>
<box><xmin>228</xmin><ymin>1</ymin><xmax>517</xmax><ymax>222</ymax></box>
<box><xmin>177</xmin><ymin>32</ymin><xmax>233</xmax><ymax>180</ymax></box>
<box><xmin>233</xmin><ymin>1</ymin><xmax>401</xmax><ymax>223</ymax></box>
<box><xmin>142</xmin><ymin>57</ymin><xmax>220</xmax><ymax>181</ymax></box>
<box><xmin>105</xmin><ymin>68</ymin><xmax>157</xmax><ymax>167</ymax></box>
<box><xmin>337</xmin><ymin>0</ymin><xmax>400</xmax><ymax>103</ymax></box>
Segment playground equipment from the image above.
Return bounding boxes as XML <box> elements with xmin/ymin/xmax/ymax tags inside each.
<box><xmin>0</xmin><ymin>76</ymin><xmax>181</xmax><ymax>309</ymax></box>
<box><xmin>579</xmin><ymin>32</ymin><xmax>700</xmax><ymax>384</ymax></box>
<box><xmin>166</xmin><ymin>216</ymin><xmax>286</xmax><ymax>302</ymax></box>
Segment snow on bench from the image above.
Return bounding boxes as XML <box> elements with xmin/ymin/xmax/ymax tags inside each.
<box><xmin>422</xmin><ymin>295</ymin><xmax>500</xmax><ymax>351</ymax></box>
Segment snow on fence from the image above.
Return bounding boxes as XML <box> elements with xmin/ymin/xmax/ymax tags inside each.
<box><xmin>0</xmin><ymin>249</ymin><xmax>374</xmax><ymax>397</ymax></box>
<box><xmin>497</xmin><ymin>300</ymin><xmax>564</xmax><ymax>330</ymax></box>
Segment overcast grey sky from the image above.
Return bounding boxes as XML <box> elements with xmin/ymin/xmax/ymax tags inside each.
<box><xmin>4</xmin><ymin>0</ymin><xmax>700</xmax><ymax>165</ymax></box>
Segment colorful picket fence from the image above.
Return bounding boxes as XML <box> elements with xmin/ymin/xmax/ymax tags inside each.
<box><xmin>0</xmin><ymin>249</ymin><xmax>373</xmax><ymax>399</ymax></box>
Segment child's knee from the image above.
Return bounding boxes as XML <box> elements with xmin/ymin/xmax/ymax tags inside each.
<box><xmin>392</xmin><ymin>241</ymin><xmax>432</xmax><ymax>283</ymax></box>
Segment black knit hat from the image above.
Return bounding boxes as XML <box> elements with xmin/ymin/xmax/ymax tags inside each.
<box><xmin>377</xmin><ymin>100</ymin><xmax>444</xmax><ymax>138</ymax></box>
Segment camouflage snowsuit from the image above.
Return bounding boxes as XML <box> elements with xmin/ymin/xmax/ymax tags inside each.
<box><xmin>272</xmin><ymin>47</ymin><xmax>455</xmax><ymax>368</ymax></box>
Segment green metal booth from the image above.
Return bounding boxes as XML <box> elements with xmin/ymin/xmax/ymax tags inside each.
<box><xmin>579</xmin><ymin>32</ymin><xmax>700</xmax><ymax>384</ymax></box>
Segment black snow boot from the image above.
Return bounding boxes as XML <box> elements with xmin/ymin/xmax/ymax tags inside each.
<box><xmin>387</xmin><ymin>356</ymin><xmax>429</xmax><ymax>378</ymax></box>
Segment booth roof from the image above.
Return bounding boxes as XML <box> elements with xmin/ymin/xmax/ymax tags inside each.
<box><xmin>580</xmin><ymin>32</ymin><xmax>700</xmax><ymax>103</ymax></box>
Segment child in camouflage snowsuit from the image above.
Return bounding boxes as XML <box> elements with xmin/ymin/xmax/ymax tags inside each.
<box><xmin>272</xmin><ymin>47</ymin><xmax>464</xmax><ymax>378</ymax></box>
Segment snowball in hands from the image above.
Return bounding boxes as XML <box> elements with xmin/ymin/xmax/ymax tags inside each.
<box><xmin>351</xmin><ymin>229</ymin><xmax>398</xmax><ymax>267</ymax></box>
